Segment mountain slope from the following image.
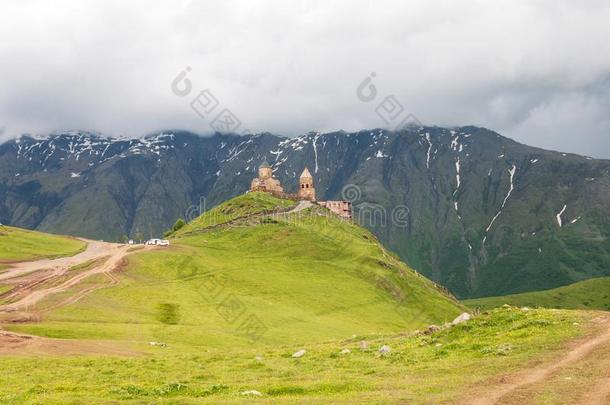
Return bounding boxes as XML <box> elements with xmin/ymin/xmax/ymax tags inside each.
<box><xmin>0</xmin><ymin>128</ymin><xmax>608</xmax><ymax>298</ymax></box>
<box><xmin>465</xmin><ymin>276</ymin><xmax>610</xmax><ymax>311</ymax></box>
<box><xmin>9</xmin><ymin>192</ymin><xmax>463</xmax><ymax>346</ymax></box>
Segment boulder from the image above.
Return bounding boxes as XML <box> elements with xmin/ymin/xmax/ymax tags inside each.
<box><xmin>340</xmin><ymin>348</ymin><xmax>351</xmax><ymax>354</ymax></box>
<box><xmin>451</xmin><ymin>312</ymin><xmax>472</xmax><ymax>326</ymax></box>
<box><xmin>359</xmin><ymin>340</ymin><xmax>369</xmax><ymax>350</ymax></box>
<box><xmin>292</xmin><ymin>349</ymin><xmax>306</xmax><ymax>358</ymax></box>
<box><xmin>424</xmin><ymin>325</ymin><xmax>441</xmax><ymax>335</ymax></box>
<box><xmin>378</xmin><ymin>345</ymin><xmax>391</xmax><ymax>354</ymax></box>
<box><xmin>148</xmin><ymin>341</ymin><xmax>167</xmax><ymax>347</ymax></box>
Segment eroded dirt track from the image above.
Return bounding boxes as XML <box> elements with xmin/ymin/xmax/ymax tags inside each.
<box><xmin>0</xmin><ymin>241</ymin><xmax>150</xmax><ymax>355</ymax></box>
<box><xmin>465</xmin><ymin>314</ymin><xmax>610</xmax><ymax>405</ymax></box>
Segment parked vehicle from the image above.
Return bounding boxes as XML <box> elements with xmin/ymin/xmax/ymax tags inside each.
<box><xmin>145</xmin><ymin>239</ymin><xmax>170</xmax><ymax>246</ymax></box>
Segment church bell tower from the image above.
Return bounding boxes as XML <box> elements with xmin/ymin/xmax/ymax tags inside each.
<box><xmin>298</xmin><ymin>167</ymin><xmax>316</xmax><ymax>201</ymax></box>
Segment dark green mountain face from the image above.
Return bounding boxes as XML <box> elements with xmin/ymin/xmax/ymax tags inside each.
<box><xmin>0</xmin><ymin>128</ymin><xmax>608</xmax><ymax>298</ymax></box>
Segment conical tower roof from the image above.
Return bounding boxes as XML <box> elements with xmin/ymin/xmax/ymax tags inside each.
<box><xmin>300</xmin><ymin>167</ymin><xmax>313</xmax><ymax>179</ymax></box>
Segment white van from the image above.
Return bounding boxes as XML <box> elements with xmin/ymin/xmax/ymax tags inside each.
<box><xmin>145</xmin><ymin>239</ymin><xmax>170</xmax><ymax>246</ymax></box>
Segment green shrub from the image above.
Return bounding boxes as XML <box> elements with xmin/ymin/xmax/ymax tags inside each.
<box><xmin>173</xmin><ymin>219</ymin><xmax>186</xmax><ymax>232</ymax></box>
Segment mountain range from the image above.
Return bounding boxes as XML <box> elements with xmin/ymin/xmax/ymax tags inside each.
<box><xmin>0</xmin><ymin>127</ymin><xmax>608</xmax><ymax>298</ymax></box>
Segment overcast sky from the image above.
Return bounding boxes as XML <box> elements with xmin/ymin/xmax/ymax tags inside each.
<box><xmin>1</xmin><ymin>1</ymin><xmax>609</xmax><ymax>157</ymax></box>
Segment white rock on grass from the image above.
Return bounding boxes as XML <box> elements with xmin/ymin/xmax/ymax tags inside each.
<box><xmin>292</xmin><ymin>349</ymin><xmax>306</xmax><ymax>358</ymax></box>
<box><xmin>451</xmin><ymin>312</ymin><xmax>472</xmax><ymax>326</ymax></box>
<box><xmin>340</xmin><ymin>348</ymin><xmax>351</xmax><ymax>354</ymax></box>
<box><xmin>240</xmin><ymin>390</ymin><xmax>262</xmax><ymax>396</ymax></box>
<box><xmin>148</xmin><ymin>341</ymin><xmax>167</xmax><ymax>347</ymax></box>
<box><xmin>379</xmin><ymin>345</ymin><xmax>391</xmax><ymax>354</ymax></box>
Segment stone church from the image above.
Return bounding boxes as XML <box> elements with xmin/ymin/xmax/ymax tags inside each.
<box><xmin>250</xmin><ymin>160</ymin><xmax>352</xmax><ymax>220</ymax></box>
<box><xmin>250</xmin><ymin>160</ymin><xmax>284</xmax><ymax>193</ymax></box>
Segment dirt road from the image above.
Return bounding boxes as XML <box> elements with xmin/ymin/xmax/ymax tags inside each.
<box><xmin>0</xmin><ymin>241</ymin><xmax>153</xmax><ymax>354</ymax></box>
<box><xmin>0</xmin><ymin>239</ymin><xmax>124</xmax><ymax>282</ymax></box>
<box><xmin>466</xmin><ymin>313</ymin><xmax>610</xmax><ymax>405</ymax></box>
<box><xmin>2</xmin><ymin>243</ymin><xmax>130</xmax><ymax>311</ymax></box>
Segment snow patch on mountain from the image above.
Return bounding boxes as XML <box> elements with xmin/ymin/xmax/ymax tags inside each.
<box><xmin>556</xmin><ymin>205</ymin><xmax>567</xmax><ymax>227</ymax></box>
<box><xmin>483</xmin><ymin>164</ymin><xmax>517</xmax><ymax>243</ymax></box>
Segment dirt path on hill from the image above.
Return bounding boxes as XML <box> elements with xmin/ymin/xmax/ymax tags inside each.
<box><xmin>1</xmin><ymin>244</ymin><xmax>129</xmax><ymax>312</ymax></box>
<box><xmin>0</xmin><ymin>239</ymin><xmax>119</xmax><ymax>282</ymax></box>
<box><xmin>578</xmin><ymin>375</ymin><xmax>610</xmax><ymax>405</ymax></box>
<box><xmin>0</xmin><ymin>240</ymin><xmax>154</xmax><ymax>355</ymax></box>
<box><xmin>465</xmin><ymin>313</ymin><xmax>610</xmax><ymax>405</ymax></box>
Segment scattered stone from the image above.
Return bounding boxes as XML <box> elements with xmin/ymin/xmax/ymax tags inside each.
<box><xmin>424</xmin><ymin>325</ymin><xmax>441</xmax><ymax>335</ymax></box>
<box><xmin>502</xmin><ymin>304</ymin><xmax>512</xmax><ymax>309</ymax></box>
<box><xmin>521</xmin><ymin>307</ymin><xmax>530</xmax><ymax>312</ymax></box>
<box><xmin>435</xmin><ymin>343</ymin><xmax>443</xmax><ymax>348</ymax></box>
<box><xmin>573</xmin><ymin>322</ymin><xmax>580</xmax><ymax>326</ymax></box>
<box><xmin>148</xmin><ymin>341</ymin><xmax>167</xmax><ymax>347</ymax></box>
<box><xmin>240</xmin><ymin>390</ymin><xmax>262</xmax><ymax>396</ymax></box>
<box><xmin>292</xmin><ymin>349</ymin><xmax>306</xmax><ymax>358</ymax></box>
<box><xmin>359</xmin><ymin>340</ymin><xmax>369</xmax><ymax>350</ymax></box>
<box><xmin>451</xmin><ymin>312</ymin><xmax>472</xmax><ymax>326</ymax></box>
<box><xmin>378</xmin><ymin>345</ymin><xmax>391</xmax><ymax>354</ymax></box>
<box><xmin>254</xmin><ymin>356</ymin><xmax>263</xmax><ymax>362</ymax></box>
<box><xmin>340</xmin><ymin>348</ymin><xmax>351</xmax><ymax>354</ymax></box>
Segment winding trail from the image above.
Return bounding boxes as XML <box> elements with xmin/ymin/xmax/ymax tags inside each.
<box><xmin>466</xmin><ymin>313</ymin><xmax>610</xmax><ymax>405</ymax></box>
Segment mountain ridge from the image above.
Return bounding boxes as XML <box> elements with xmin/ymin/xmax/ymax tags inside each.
<box><xmin>1</xmin><ymin>126</ymin><xmax>608</xmax><ymax>299</ymax></box>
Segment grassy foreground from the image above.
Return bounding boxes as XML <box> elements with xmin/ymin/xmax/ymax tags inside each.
<box><xmin>0</xmin><ymin>225</ymin><xmax>86</xmax><ymax>262</ymax></box>
<box><xmin>465</xmin><ymin>276</ymin><xmax>610</xmax><ymax>311</ymax></box>
<box><xmin>0</xmin><ymin>307</ymin><xmax>588</xmax><ymax>403</ymax></box>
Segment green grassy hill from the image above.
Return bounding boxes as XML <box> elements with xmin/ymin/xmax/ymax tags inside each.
<box><xmin>10</xmin><ymin>192</ymin><xmax>463</xmax><ymax>347</ymax></box>
<box><xmin>0</xmin><ymin>225</ymin><xmax>86</xmax><ymax>263</ymax></box>
<box><xmin>174</xmin><ymin>191</ymin><xmax>297</xmax><ymax>234</ymax></box>
<box><xmin>465</xmin><ymin>277</ymin><xmax>610</xmax><ymax>311</ymax></box>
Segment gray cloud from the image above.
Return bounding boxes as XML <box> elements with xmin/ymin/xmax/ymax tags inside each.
<box><xmin>0</xmin><ymin>0</ymin><xmax>609</xmax><ymax>157</ymax></box>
